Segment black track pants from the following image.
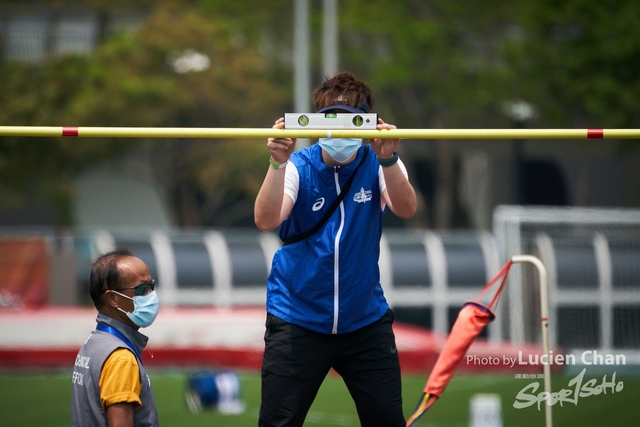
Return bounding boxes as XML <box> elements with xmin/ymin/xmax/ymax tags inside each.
<box><xmin>259</xmin><ymin>309</ymin><xmax>405</xmax><ymax>427</ymax></box>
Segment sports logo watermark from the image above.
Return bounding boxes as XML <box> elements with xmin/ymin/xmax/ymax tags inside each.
<box><xmin>466</xmin><ymin>350</ymin><xmax>626</xmax><ymax>411</ymax></box>
<box><xmin>513</xmin><ymin>368</ymin><xmax>623</xmax><ymax>410</ymax></box>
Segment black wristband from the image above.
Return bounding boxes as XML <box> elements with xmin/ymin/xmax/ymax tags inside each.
<box><xmin>377</xmin><ymin>152</ymin><xmax>399</xmax><ymax>167</ymax></box>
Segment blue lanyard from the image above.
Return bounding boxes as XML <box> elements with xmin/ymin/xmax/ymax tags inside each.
<box><xmin>96</xmin><ymin>323</ymin><xmax>143</xmax><ymax>364</ymax></box>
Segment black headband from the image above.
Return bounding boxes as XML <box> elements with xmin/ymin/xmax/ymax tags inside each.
<box><xmin>317</xmin><ymin>102</ymin><xmax>371</xmax><ymax>114</ymax></box>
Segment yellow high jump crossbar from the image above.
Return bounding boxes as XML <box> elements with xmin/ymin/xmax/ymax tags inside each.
<box><xmin>0</xmin><ymin>126</ymin><xmax>639</xmax><ymax>140</ymax></box>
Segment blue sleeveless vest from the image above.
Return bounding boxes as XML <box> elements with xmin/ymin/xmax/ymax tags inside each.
<box><xmin>268</xmin><ymin>143</ymin><xmax>389</xmax><ymax>334</ymax></box>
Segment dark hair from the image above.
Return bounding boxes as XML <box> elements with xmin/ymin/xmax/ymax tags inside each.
<box><xmin>89</xmin><ymin>248</ymin><xmax>134</xmax><ymax>310</ymax></box>
<box><xmin>311</xmin><ymin>71</ymin><xmax>374</xmax><ymax>112</ymax></box>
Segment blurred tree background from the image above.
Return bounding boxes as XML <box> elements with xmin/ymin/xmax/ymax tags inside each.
<box><xmin>1</xmin><ymin>0</ymin><xmax>639</xmax><ymax>228</ymax></box>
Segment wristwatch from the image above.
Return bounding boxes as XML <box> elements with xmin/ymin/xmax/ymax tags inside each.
<box><xmin>377</xmin><ymin>152</ymin><xmax>399</xmax><ymax>167</ymax></box>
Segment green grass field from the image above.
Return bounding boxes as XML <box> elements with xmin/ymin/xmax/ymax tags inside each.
<box><xmin>1</xmin><ymin>369</ymin><xmax>639</xmax><ymax>426</ymax></box>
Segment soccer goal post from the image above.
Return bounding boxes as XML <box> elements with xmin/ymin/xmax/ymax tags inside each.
<box><xmin>493</xmin><ymin>206</ymin><xmax>640</xmax><ymax>364</ymax></box>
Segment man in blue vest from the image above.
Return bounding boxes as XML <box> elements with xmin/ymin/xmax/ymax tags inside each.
<box><xmin>71</xmin><ymin>248</ymin><xmax>160</xmax><ymax>427</ymax></box>
<box><xmin>255</xmin><ymin>71</ymin><xmax>417</xmax><ymax>426</ymax></box>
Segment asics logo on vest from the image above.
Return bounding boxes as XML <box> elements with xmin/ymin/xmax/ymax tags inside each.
<box><xmin>312</xmin><ymin>197</ymin><xmax>325</xmax><ymax>211</ymax></box>
<box><xmin>353</xmin><ymin>188</ymin><xmax>373</xmax><ymax>204</ymax></box>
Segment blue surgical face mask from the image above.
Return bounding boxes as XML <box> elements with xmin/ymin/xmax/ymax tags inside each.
<box><xmin>318</xmin><ymin>138</ymin><xmax>362</xmax><ymax>163</ymax></box>
<box><xmin>114</xmin><ymin>290</ymin><xmax>160</xmax><ymax>328</ymax></box>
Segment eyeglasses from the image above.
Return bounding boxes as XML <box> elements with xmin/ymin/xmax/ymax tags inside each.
<box><xmin>110</xmin><ymin>280</ymin><xmax>155</xmax><ymax>296</ymax></box>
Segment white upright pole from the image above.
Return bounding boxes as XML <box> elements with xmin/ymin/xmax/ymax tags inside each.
<box><xmin>322</xmin><ymin>0</ymin><xmax>338</xmax><ymax>78</ymax></box>
<box><xmin>294</xmin><ymin>0</ymin><xmax>311</xmax><ymax>149</ymax></box>
<box><xmin>511</xmin><ymin>255</ymin><xmax>552</xmax><ymax>427</ymax></box>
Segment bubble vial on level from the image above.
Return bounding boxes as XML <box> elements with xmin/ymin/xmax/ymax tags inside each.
<box><xmin>298</xmin><ymin>115</ymin><xmax>310</xmax><ymax>126</ymax></box>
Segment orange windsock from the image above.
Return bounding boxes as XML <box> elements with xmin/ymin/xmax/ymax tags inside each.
<box><xmin>406</xmin><ymin>261</ymin><xmax>513</xmax><ymax>426</ymax></box>
<box><xmin>423</xmin><ymin>302</ymin><xmax>495</xmax><ymax>397</ymax></box>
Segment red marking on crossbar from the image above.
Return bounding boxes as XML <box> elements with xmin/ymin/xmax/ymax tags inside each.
<box><xmin>541</xmin><ymin>317</ymin><xmax>548</xmax><ymax>322</ymax></box>
<box><xmin>62</xmin><ymin>127</ymin><xmax>79</xmax><ymax>137</ymax></box>
<box><xmin>587</xmin><ymin>129</ymin><xmax>604</xmax><ymax>139</ymax></box>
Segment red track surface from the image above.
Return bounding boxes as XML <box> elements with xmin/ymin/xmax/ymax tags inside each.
<box><xmin>0</xmin><ymin>307</ymin><xmax>548</xmax><ymax>374</ymax></box>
